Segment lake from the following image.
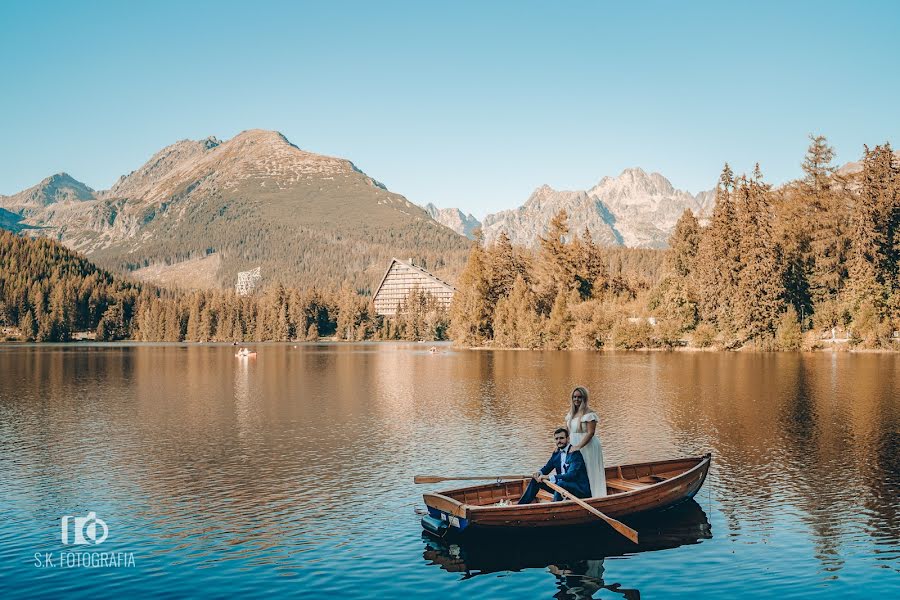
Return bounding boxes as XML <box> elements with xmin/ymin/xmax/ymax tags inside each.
<box><xmin>0</xmin><ymin>343</ymin><xmax>897</xmax><ymax>598</ymax></box>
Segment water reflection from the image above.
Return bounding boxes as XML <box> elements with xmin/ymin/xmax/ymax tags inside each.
<box><xmin>0</xmin><ymin>344</ymin><xmax>897</xmax><ymax>598</ymax></box>
<box><xmin>423</xmin><ymin>501</ymin><xmax>712</xmax><ymax>598</ymax></box>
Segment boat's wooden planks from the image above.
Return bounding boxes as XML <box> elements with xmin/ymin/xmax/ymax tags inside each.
<box><xmin>424</xmin><ymin>455</ymin><xmax>712</xmax><ymax>530</ymax></box>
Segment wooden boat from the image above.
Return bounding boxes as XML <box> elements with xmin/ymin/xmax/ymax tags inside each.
<box><xmin>422</xmin><ymin>454</ymin><xmax>711</xmax><ymax>536</ymax></box>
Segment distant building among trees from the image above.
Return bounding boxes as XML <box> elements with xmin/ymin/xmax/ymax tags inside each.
<box><xmin>236</xmin><ymin>267</ymin><xmax>261</xmax><ymax>296</ymax></box>
<box><xmin>373</xmin><ymin>258</ymin><xmax>455</xmax><ymax>316</ymax></box>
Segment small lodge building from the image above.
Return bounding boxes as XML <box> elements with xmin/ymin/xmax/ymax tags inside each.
<box><xmin>373</xmin><ymin>258</ymin><xmax>456</xmax><ymax>316</ymax></box>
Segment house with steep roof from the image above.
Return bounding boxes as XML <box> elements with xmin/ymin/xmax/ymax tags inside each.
<box><xmin>373</xmin><ymin>258</ymin><xmax>455</xmax><ymax>316</ymax></box>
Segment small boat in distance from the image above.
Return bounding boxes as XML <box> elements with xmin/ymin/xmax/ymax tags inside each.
<box><xmin>421</xmin><ymin>454</ymin><xmax>711</xmax><ymax>536</ymax></box>
<box><xmin>235</xmin><ymin>348</ymin><xmax>257</xmax><ymax>358</ymax></box>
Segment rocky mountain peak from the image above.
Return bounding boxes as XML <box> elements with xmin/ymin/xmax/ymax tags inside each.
<box><xmin>2</xmin><ymin>172</ymin><xmax>95</xmax><ymax>208</ymax></box>
<box><xmin>424</xmin><ymin>203</ymin><xmax>480</xmax><ymax>238</ymax></box>
<box><xmin>455</xmin><ymin>167</ymin><xmax>716</xmax><ymax>249</ymax></box>
<box><xmin>589</xmin><ymin>167</ymin><xmax>678</xmax><ymax>205</ymax></box>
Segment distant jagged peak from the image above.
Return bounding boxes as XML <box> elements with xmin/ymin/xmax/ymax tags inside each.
<box><xmin>589</xmin><ymin>167</ymin><xmax>678</xmax><ymax>200</ymax></box>
<box><xmin>424</xmin><ymin>202</ymin><xmax>480</xmax><ymax>239</ymax></box>
<box><xmin>4</xmin><ymin>172</ymin><xmax>96</xmax><ymax>207</ymax></box>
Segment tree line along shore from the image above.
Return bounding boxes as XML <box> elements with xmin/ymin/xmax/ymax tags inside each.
<box><xmin>1</xmin><ymin>136</ymin><xmax>897</xmax><ymax>351</ymax></box>
<box><xmin>449</xmin><ymin>137</ymin><xmax>899</xmax><ymax>351</ymax></box>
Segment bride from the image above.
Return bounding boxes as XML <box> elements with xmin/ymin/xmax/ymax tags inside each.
<box><xmin>565</xmin><ymin>386</ymin><xmax>607</xmax><ymax>497</ymax></box>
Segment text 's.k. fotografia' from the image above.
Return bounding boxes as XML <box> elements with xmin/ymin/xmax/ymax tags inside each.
<box><xmin>1</xmin><ymin>1</ymin><xmax>898</xmax><ymax>598</ymax></box>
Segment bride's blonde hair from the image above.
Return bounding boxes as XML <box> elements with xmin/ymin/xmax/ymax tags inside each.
<box><xmin>565</xmin><ymin>386</ymin><xmax>590</xmax><ymax>422</ymax></box>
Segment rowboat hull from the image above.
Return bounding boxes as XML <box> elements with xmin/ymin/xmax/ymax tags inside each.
<box><xmin>423</xmin><ymin>499</ymin><xmax>712</xmax><ymax>576</ymax></box>
<box><xmin>422</xmin><ymin>454</ymin><xmax>711</xmax><ymax>534</ymax></box>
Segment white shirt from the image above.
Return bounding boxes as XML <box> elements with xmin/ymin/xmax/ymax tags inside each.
<box><xmin>550</xmin><ymin>444</ymin><xmax>571</xmax><ymax>483</ymax></box>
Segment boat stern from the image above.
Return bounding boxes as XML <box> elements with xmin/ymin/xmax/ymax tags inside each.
<box><xmin>423</xmin><ymin>493</ymin><xmax>470</xmax><ymax>534</ymax></box>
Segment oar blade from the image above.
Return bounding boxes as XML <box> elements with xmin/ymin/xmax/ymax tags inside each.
<box><xmin>414</xmin><ymin>475</ymin><xmax>444</xmax><ymax>484</ymax></box>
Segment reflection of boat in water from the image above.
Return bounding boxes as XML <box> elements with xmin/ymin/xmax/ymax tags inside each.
<box><xmin>423</xmin><ymin>499</ymin><xmax>712</xmax><ymax>591</ymax></box>
<box><xmin>422</xmin><ymin>455</ymin><xmax>711</xmax><ymax>535</ymax></box>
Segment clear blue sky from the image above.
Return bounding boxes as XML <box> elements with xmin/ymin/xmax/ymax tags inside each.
<box><xmin>2</xmin><ymin>1</ymin><xmax>898</xmax><ymax>218</ymax></box>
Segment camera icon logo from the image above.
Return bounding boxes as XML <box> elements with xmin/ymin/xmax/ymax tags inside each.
<box><xmin>61</xmin><ymin>512</ymin><xmax>108</xmax><ymax>545</ymax></box>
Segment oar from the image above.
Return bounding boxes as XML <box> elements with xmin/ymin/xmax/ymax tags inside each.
<box><xmin>414</xmin><ymin>474</ymin><xmax>531</xmax><ymax>484</ymax></box>
<box><xmin>543</xmin><ymin>479</ymin><xmax>639</xmax><ymax>544</ymax></box>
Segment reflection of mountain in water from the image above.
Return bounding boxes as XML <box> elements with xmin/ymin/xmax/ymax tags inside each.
<box><xmin>423</xmin><ymin>500</ymin><xmax>711</xmax><ymax>597</ymax></box>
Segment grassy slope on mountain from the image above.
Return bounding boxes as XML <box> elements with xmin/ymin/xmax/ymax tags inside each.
<box><xmin>87</xmin><ymin>175</ymin><xmax>470</xmax><ymax>293</ymax></box>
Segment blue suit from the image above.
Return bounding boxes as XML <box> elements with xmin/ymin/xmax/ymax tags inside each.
<box><xmin>517</xmin><ymin>445</ymin><xmax>592</xmax><ymax>504</ymax></box>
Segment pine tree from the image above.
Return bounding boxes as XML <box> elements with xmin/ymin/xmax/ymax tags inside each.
<box><xmin>19</xmin><ymin>310</ymin><xmax>35</xmax><ymax>341</ymax></box>
<box><xmin>534</xmin><ymin>210</ymin><xmax>576</xmax><ymax>313</ymax></box>
<box><xmin>486</xmin><ymin>231</ymin><xmax>524</xmax><ymax>305</ymax></box>
<box><xmin>733</xmin><ymin>169</ymin><xmax>784</xmax><ymax>342</ymax></box>
<box><xmin>492</xmin><ymin>274</ymin><xmax>542</xmax><ymax>348</ymax></box>
<box><xmin>96</xmin><ymin>304</ymin><xmax>127</xmax><ymax>341</ymax></box>
<box><xmin>801</xmin><ymin>135</ymin><xmax>848</xmax><ymax>312</ymax></box>
<box><xmin>571</xmin><ymin>227</ymin><xmax>607</xmax><ymax>300</ymax></box>
<box><xmin>544</xmin><ymin>289</ymin><xmax>575</xmax><ymax>349</ymax></box>
<box><xmin>844</xmin><ymin>143</ymin><xmax>897</xmax><ymax>327</ymax></box>
<box><xmin>775</xmin><ymin>305</ymin><xmax>803</xmax><ymax>351</ymax></box>
<box><xmin>696</xmin><ymin>164</ymin><xmax>740</xmax><ymax>332</ymax></box>
<box><xmin>186</xmin><ymin>294</ymin><xmax>201</xmax><ymax>341</ymax></box>
<box><xmin>669</xmin><ymin>209</ymin><xmax>701</xmax><ymax>278</ymax></box>
<box><xmin>448</xmin><ymin>230</ymin><xmax>492</xmax><ymax>345</ymax></box>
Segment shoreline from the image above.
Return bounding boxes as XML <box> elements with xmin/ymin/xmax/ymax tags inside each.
<box><xmin>2</xmin><ymin>339</ymin><xmax>896</xmax><ymax>353</ymax></box>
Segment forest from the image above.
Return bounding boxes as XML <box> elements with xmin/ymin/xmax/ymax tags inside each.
<box><xmin>0</xmin><ymin>230</ymin><xmax>447</xmax><ymax>343</ymax></box>
<box><xmin>449</xmin><ymin>137</ymin><xmax>899</xmax><ymax>350</ymax></box>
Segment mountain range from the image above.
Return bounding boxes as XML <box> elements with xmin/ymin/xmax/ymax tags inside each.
<box><xmin>1</xmin><ymin>129</ymin><xmax>723</xmax><ymax>291</ymax></box>
<box><xmin>0</xmin><ymin>130</ymin><xmax>470</xmax><ymax>291</ymax></box>
<box><xmin>427</xmin><ymin>168</ymin><xmax>715</xmax><ymax>248</ymax></box>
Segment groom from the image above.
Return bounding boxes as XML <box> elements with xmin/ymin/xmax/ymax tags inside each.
<box><xmin>517</xmin><ymin>427</ymin><xmax>591</xmax><ymax>504</ymax></box>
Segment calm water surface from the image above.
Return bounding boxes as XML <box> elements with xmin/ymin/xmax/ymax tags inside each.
<box><xmin>0</xmin><ymin>343</ymin><xmax>897</xmax><ymax>598</ymax></box>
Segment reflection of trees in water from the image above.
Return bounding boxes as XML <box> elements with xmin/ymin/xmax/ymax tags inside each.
<box><xmin>777</xmin><ymin>356</ymin><xmax>844</xmax><ymax>573</ymax></box>
<box><xmin>656</xmin><ymin>352</ymin><xmax>898</xmax><ymax>577</ymax></box>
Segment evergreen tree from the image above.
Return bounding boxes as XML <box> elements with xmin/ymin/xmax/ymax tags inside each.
<box><xmin>844</xmin><ymin>144</ymin><xmax>897</xmax><ymax>325</ymax></box>
<box><xmin>775</xmin><ymin>305</ymin><xmax>803</xmax><ymax>351</ymax></box>
<box><xmin>571</xmin><ymin>227</ymin><xmax>608</xmax><ymax>300</ymax></box>
<box><xmin>96</xmin><ymin>304</ymin><xmax>128</xmax><ymax>341</ymax></box>
<box><xmin>733</xmin><ymin>169</ymin><xmax>784</xmax><ymax>341</ymax></box>
<box><xmin>534</xmin><ymin>210</ymin><xmax>577</xmax><ymax>313</ymax></box>
<box><xmin>19</xmin><ymin>310</ymin><xmax>35</xmax><ymax>341</ymax></box>
<box><xmin>544</xmin><ymin>289</ymin><xmax>575</xmax><ymax>349</ymax></box>
<box><xmin>186</xmin><ymin>294</ymin><xmax>201</xmax><ymax>341</ymax></box>
<box><xmin>448</xmin><ymin>231</ymin><xmax>492</xmax><ymax>345</ymax></box>
<box><xmin>696</xmin><ymin>163</ymin><xmax>740</xmax><ymax>331</ymax></box>
<box><xmin>493</xmin><ymin>274</ymin><xmax>542</xmax><ymax>348</ymax></box>
<box><xmin>669</xmin><ymin>209</ymin><xmax>701</xmax><ymax>279</ymax></box>
<box><xmin>803</xmin><ymin>135</ymin><xmax>848</xmax><ymax>312</ymax></box>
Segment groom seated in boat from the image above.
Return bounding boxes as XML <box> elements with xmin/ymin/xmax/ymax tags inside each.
<box><xmin>517</xmin><ymin>428</ymin><xmax>591</xmax><ymax>504</ymax></box>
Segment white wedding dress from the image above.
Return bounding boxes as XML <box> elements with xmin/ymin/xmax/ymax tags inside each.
<box><xmin>568</xmin><ymin>412</ymin><xmax>607</xmax><ymax>497</ymax></box>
